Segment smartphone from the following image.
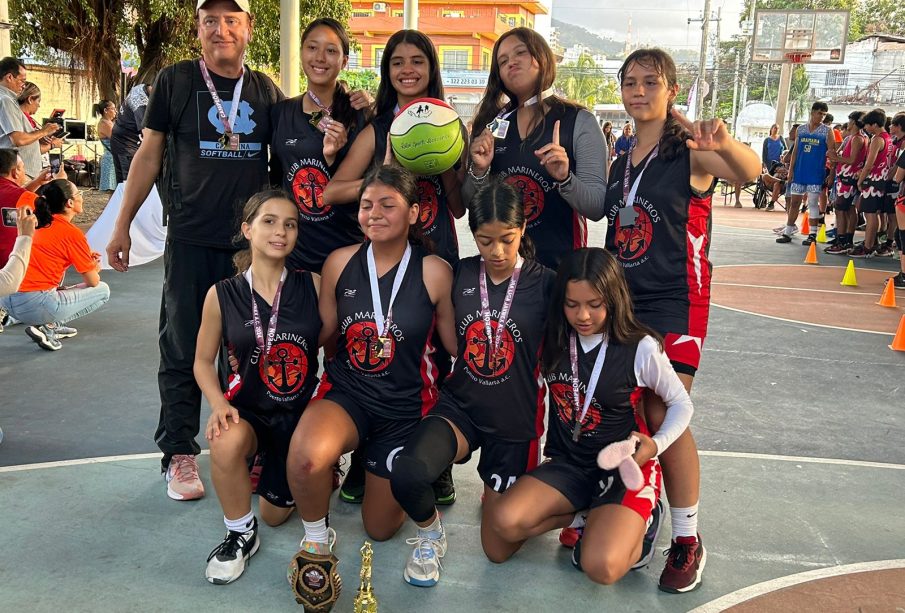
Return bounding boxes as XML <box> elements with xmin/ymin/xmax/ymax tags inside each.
<box><xmin>50</xmin><ymin>158</ymin><xmax>62</xmax><ymax>174</ymax></box>
<box><xmin>58</xmin><ymin>132</ymin><xmax>70</xmax><ymax>141</ymax></box>
<box><xmin>51</xmin><ymin>109</ymin><xmax>65</xmax><ymax>119</ymax></box>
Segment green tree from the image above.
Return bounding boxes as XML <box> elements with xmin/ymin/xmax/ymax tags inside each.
<box><xmin>555</xmin><ymin>53</ymin><xmax>620</xmax><ymax>107</ymax></box>
<box><xmin>856</xmin><ymin>0</ymin><xmax>905</xmax><ymax>36</ymax></box>
<box><xmin>787</xmin><ymin>64</ymin><xmax>812</xmax><ymax>123</ymax></box>
<box><xmin>740</xmin><ymin>0</ymin><xmax>863</xmax><ymax>42</ymax></box>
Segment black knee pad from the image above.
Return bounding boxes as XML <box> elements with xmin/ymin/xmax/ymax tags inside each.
<box><xmin>896</xmin><ymin>229</ymin><xmax>905</xmax><ymax>252</ymax></box>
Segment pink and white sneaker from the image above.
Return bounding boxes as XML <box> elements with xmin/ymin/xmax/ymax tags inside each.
<box><xmin>165</xmin><ymin>454</ymin><xmax>205</xmax><ymax>501</ymax></box>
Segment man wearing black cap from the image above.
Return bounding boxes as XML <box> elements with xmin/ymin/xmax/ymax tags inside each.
<box><xmin>106</xmin><ymin>0</ymin><xmax>282</xmax><ymax>503</ymax></box>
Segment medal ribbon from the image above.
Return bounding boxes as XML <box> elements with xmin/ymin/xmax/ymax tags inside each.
<box><xmin>621</xmin><ymin>137</ymin><xmax>659</xmax><ymax>210</ymax></box>
<box><xmin>307</xmin><ymin>90</ymin><xmax>332</xmax><ymax>116</ymax></box>
<box><xmin>493</xmin><ymin>87</ymin><xmax>556</xmax><ymax>123</ymax></box>
<box><xmin>199</xmin><ymin>59</ymin><xmax>245</xmax><ymax>138</ymax></box>
<box><xmin>479</xmin><ymin>257</ymin><xmax>523</xmax><ymax>358</ymax></box>
<box><xmin>366</xmin><ymin>243</ymin><xmax>412</xmax><ymax>336</ymax></box>
<box><xmin>569</xmin><ymin>332</ymin><xmax>607</xmax><ymax>438</ymax></box>
<box><xmin>245</xmin><ymin>268</ymin><xmax>288</xmax><ymax>363</ymax></box>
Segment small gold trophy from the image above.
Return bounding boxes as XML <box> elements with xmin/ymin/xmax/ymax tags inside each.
<box><xmin>353</xmin><ymin>541</ymin><xmax>378</xmax><ymax>613</ymax></box>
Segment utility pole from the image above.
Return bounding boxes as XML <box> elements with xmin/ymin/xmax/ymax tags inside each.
<box><xmin>0</xmin><ymin>0</ymin><xmax>11</xmax><ymax>58</ymax></box>
<box><xmin>710</xmin><ymin>6</ymin><xmax>722</xmax><ymax>118</ymax></box>
<box><xmin>279</xmin><ymin>0</ymin><xmax>300</xmax><ymax>96</ymax></box>
<box><xmin>404</xmin><ymin>0</ymin><xmax>418</xmax><ymax>29</ymax></box>
<box><xmin>689</xmin><ymin>0</ymin><xmax>713</xmax><ymax>120</ymax></box>
<box><xmin>731</xmin><ymin>50</ymin><xmax>740</xmax><ymax>128</ymax></box>
<box><xmin>736</xmin><ymin>0</ymin><xmax>757</xmax><ymax>131</ymax></box>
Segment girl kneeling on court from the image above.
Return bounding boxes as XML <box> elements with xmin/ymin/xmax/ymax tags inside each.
<box><xmin>389</xmin><ymin>178</ymin><xmax>555</xmax><ymax>587</ymax></box>
<box><xmin>484</xmin><ymin>248</ymin><xmax>694</xmax><ymax>587</ymax></box>
<box><xmin>285</xmin><ymin>165</ymin><xmax>456</xmax><ymax>611</ymax></box>
<box><xmin>194</xmin><ymin>190</ymin><xmax>323</xmax><ymax>585</ymax></box>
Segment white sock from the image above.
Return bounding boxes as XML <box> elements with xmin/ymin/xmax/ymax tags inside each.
<box><xmin>568</xmin><ymin>511</ymin><xmax>587</xmax><ymax>530</ymax></box>
<box><xmin>418</xmin><ymin>513</ymin><xmax>442</xmax><ymax>536</ymax></box>
<box><xmin>224</xmin><ymin>510</ymin><xmax>255</xmax><ymax>533</ymax></box>
<box><xmin>669</xmin><ymin>504</ymin><xmax>699</xmax><ymax>540</ymax></box>
<box><xmin>302</xmin><ymin>517</ymin><xmax>329</xmax><ymax>544</ymax></box>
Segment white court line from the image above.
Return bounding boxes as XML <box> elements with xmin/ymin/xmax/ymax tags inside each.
<box><xmin>712</xmin><ymin>303</ymin><xmax>894</xmax><ymax>336</ymax></box>
<box><xmin>713</xmin><ymin>281</ymin><xmax>882</xmax><ymax>297</ymax></box>
<box><xmin>688</xmin><ymin>559</ymin><xmax>905</xmax><ymax>613</ymax></box>
<box><xmin>1</xmin><ymin>449</ymin><xmax>903</xmax><ymax>474</ymax></box>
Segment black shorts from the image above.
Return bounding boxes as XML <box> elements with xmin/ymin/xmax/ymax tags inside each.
<box><xmin>834</xmin><ymin>193</ymin><xmax>856</xmax><ymax>212</ymax></box>
<box><xmin>429</xmin><ymin>396</ymin><xmax>540</xmax><ymax>493</ymax></box>
<box><xmin>319</xmin><ymin>387</ymin><xmax>420</xmax><ymax>479</ymax></box>
<box><xmin>860</xmin><ymin>195</ymin><xmax>885</xmax><ymax>214</ymax></box>
<box><xmin>529</xmin><ymin>457</ymin><xmax>661</xmax><ymax>521</ymax></box>
<box><xmin>235</xmin><ymin>408</ymin><xmax>301</xmax><ymax>508</ymax></box>
<box><xmin>883</xmin><ymin>192</ymin><xmax>897</xmax><ymax>215</ymax></box>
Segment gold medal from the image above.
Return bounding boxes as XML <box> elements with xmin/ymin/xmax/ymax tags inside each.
<box><xmin>309</xmin><ymin>110</ymin><xmax>323</xmax><ymax>130</ymax></box>
<box><xmin>376</xmin><ymin>337</ymin><xmax>394</xmax><ymax>359</ymax></box>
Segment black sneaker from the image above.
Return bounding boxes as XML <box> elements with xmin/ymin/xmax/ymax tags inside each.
<box><xmin>765</xmin><ymin>204</ymin><xmax>775</xmax><ymax>211</ymax></box>
<box><xmin>632</xmin><ymin>499</ymin><xmax>664</xmax><ymax>570</ymax></box>
<box><xmin>893</xmin><ymin>273</ymin><xmax>905</xmax><ymax>289</ymax></box>
<box><xmin>776</xmin><ymin>234</ymin><xmax>792</xmax><ymax>243</ymax></box>
<box><xmin>205</xmin><ymin>518</ymin><xmax>259</xmax><ymax>584</ymax></box>
<box><xmin>433</xmin><ymin>465</ymin><xmax>456</xmax><ymax>506</ymax></box>
<box><xmin>824</xmin><ymin>243</ymin><xmax>850</xmax><ymax>255</ymax></box>
<box><xmin>339</xmin><ymin>449</ymin><xmax>365</xmax><ymax>504</ymax></box>
<box><xmin>801</xmin><ymin>235</ymin><xmax>816</xmax><ymax>246</ymax></box>
<box><xmin>571</xmin><ymin>532</ymin><xmax>584</xmax><ymax>571</ymax></box>
<box><xmin>848</xmin><ymin>244</ymin><xmax>874</xmax><ymax>259</ymax></box>
<box><xmin>25</xmin><ymin>325</ymin><xmax>62</xmax><ymax>351</ymax></box>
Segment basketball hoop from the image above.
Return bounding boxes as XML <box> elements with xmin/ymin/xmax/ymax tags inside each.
<box><xmin>784</xmin><ymin>52</ymin><xmax>813</xmax><ymax>64</ymax></box>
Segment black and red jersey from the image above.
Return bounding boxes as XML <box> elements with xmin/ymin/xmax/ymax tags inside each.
<box><xmin>442</xmin><ymin>256</ymin><xmax>554</xmax><ymax>441</ymax></box>
<box><xmin>217</xmin><ymin>270</ymin><xmax>321</xmax><ymax>412</ymax></box>
<box><xmin>492</xmin><ymin>103</ymin><xmax>583</xmax><ymax>270</ymax></box>
<box><xmin>325</xmin><ymin>243</ymin><xmax>439</xmax><ymax>419</ymax></box>
<box><xmin>544</xmin><ymin>337</ymin><xmax>643</xmax><ymax>468</ymax></box>
<box><xmin>373</xmin><ymin>112</ymin><xmax>459</xmax><ymax>266</ymax></box>
<box><xmin>270</xmin><ymin>98</ymin><xmax>366</xmax><ymax>273</ymax></box>
<box><xmin>604</xmin><ymin>146</ymin><xmax>715</xmax><ymax>338</ymax></box>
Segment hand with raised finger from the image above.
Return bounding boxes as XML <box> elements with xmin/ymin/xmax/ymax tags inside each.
<box><xmin>322</xmin><ymin>118</ymin><xmax>349</xmax><ymax>164</ymax></box>
<box><xmin>469</xmin><ymin>127</ymin><xmax>495</xmax><ymax>175</ymax></box>
<box><xmin>205</xmin><ymin>401</ymin><xmax>240</xmax><ymax>440</ymax></box>
<box><xmin>534</xmin><ymin>120</ymin><xmax>570</xmax><ymax>181</ymax></box>
<box><xmin>671</xmin><ymin>108</ymin><xmax>732</xmax><ymax>152</ymax></box>
<box><xmin>349</xmin><ymin>89</ymin><xmax>374</xmax><ymax>111</ymax></box>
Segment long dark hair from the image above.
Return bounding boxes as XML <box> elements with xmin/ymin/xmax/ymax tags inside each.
<box><xmin>617</xmin><ymin>48</ymin><xmax>688</xmax><ymax>163</ymax></box>
<box><xmin>92</xmin><ymin>99</ymin><xmax>114</xmax><ymax>118</ymax></box>
<box><xmin>232</xmin><ymin>189</ymin><xmax>298</xmax><ymax>273</ymax></box>
<box><xmin>358</xmin><ymin>165</ymin><xmax>431</xmax><ymax>249</ymax></box>
<box><xmin>468</xmin><ymin>178</ymin><xmax>535</xmax><ymax>260</ymax></box>
<box><xmin>374</xmin><ymin>30</ymin><xmax>444</xmax><ymax>118</ymax></box>
<box><xmin>471</xmin><ymin>28</ymin><xmax>580</xmax><ymax>147</ymax></box>
<box><xmin>302</xmin><ymin>18</ymin><xmax>363</xmax><ymax>130</ymax></box>
<box><xmin>33</xmin><ymin>179</ymin><xmax>76</xmax><ymax>228</ymax></box>
<box><xmin>541</xmin><ymin>248</ymin><xmax>661</xmax><ymax>374</ymax></box>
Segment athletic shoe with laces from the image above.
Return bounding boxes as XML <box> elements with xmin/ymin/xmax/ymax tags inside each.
<box><xmin>775</xmin><ymin>234</ymin><xmax>792</xmax><ymax>243</ymax></box>
<box><xmin>848</xmin><ymin>244</ymin><xmax>875</xmax><ymax>259</ymax></box>
<box><xmin>404</xmin><ymin>527</ymin><xmax>448</xmax><ymax>587</ymax></box>
<box><xmin>205</xmin><ymin>518</ymin><xmax>259</xmax><ymax>584</ymax></box>
<box><xmin>801</xmin><ymin>235</ymin><xmax>816</xmax><ymax>246</ymax></box>
<box><xmin>658</xmin><ymin>533</ymin><xmax>706</xmax><ymax>593</ymax></box>
<box><xmin>824</xmin><ymin>243</ymin><xmax>850</xmax><ymax>255</ymax></box>
<box><xmin>893</xmin><ymin>272</ymin><xmax>905</xmax><ymax>289</ymax></box>
<box><xmin>432</xmin><ymin>465</ymin><xmax>456</xmax><ymax>506</ymax></box>
<box><xmin>165</xmin><ymin>454</ymin><xmax>205</xmax><ymax>500</ymax></box>
<box><xmin>632</xmin><ymin>499</ymin><xmax>664</xmax><ymax>570</ymax></box>
<box><xmin>46</xmin><ymin>323</ymin><xmax>77</xmax><ymax>338</ymax></box>
<box><xmin>874</xmin><ymin>243</ymin><xmax>895</xmax><ymax>257</ymax></box>
<box><xmin>25</xmin><ymin>325</ymin><xmax>62</xmax><ymax>351</ymax></box>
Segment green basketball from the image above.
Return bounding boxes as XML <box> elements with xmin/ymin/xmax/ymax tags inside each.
<box><xmin>390</xmin><ymin>98</ymin><xmax>465</xmax><ymax>176</ymax></box>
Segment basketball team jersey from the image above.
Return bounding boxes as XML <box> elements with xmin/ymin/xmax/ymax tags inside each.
<box><xmin>442</xmin><ymin>256</ymin><xmax>555</xmax><ymax>441</ymax></box>
<box><xmin>326</xmin><ymin>243</ymin><xmax>439</xmax><ymax>419</ymax></box>
<box><xmin>270</xmin><ymin>99</ymin><xmax>366</xmax><ymax>273</ymax></box>
<box><xmin>792</xmin><ymin>122</ymin><xmax>830</xmax><ymax>186</ymax></box>
<box><xmin>373</xmin><ymin>112</ymin><xmax>459</xmax><ymax>266</ymax></box>
<box><xmin>545</xmin><ymin>336</ymin><xmax>643</xmax><ymax>468</ymax></box>
<box><xmin>492</xmin><ymin>103</ymin><xmax>583</xmax><ymax>270</ymax></box>
<box><xmin>217</xmin><ymin>270</ymin><xmax>321</xmax><ymax>411</ymax></box>
<box><xmin>835</xmin><ymin>133</ymin><xmax>868</xmax><ymax>198</ymax></box>
<box><xmin>861</xmin><ymin>131</ymin><xmax>894</xmax><ymax>199</ymax></box>
<box><xmin>604</xmin><ymin>146</ymin><xmax>714</xmax><ymax>337</ymax></box>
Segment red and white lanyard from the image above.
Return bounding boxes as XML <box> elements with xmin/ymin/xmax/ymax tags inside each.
<box><xmin>478</xmin><ymin>257</ymin><xmax>522</xmax><ymax>357</ymax></box>
<box><xmin>569</xmin><ymin>332</ymin><xmax>607</xmax><ymax>442</ymax></box>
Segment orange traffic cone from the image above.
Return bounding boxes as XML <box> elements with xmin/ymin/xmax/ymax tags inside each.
<box><xmin>877</xmin><ymin>279</ymin><xmax>897</xmax><ymax>307</ymax></box>
<box><xmin>800</xmin><ymin>211</ymin><xmax>809</xmax><ymax>232</ymax></box>
<box><xmin>804</xmin><ymin>241</ymin><xmax>818</xmax><ymax>264</ymax></box>
<box><xmin>890</xmin><ymin>315</ymin><xmax>905</xmax><ymax>352</ymax></box>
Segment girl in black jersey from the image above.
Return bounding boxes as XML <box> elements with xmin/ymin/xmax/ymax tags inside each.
<box><xmin>389</xmin><ymin>179</ymin><xmax>555</xmax><ymax>588</ymax></box>
<box><xmin>195</xmin><ymin>191</ymin><xmax>323</xmax><ymax>586</ymax></box>
<box><xmin>485</xmin><ymin>248</ymin><xmax>693</xmax><ymax>589</ymax></box>
<box><xmin>285</xmin><ymin>166</ymin><xmax>456</xmax><ymax>611</ymax></box>
<box><xmin>323</xmin><ymin>29</ymin><xmax>465</xmax><ymax>267</ymax></box>
<box><xmin>464</xmin><ymin>27</ymin><xmax>608</xmax><ymax>270</ymax></box>
<box><xmin>602</xmin><ymin>49</ymin><xmax>760</xmax><ymax>593</ymax></box>
<box><xmin>269</xmin><ymin>18</ymin><xmax>372</xmax><ymax>273</ymax></box>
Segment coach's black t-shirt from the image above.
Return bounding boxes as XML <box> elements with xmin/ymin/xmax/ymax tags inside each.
<box><xmin>145</xmin><ymin>61</ymin><xmax>281</xmax><ymax>248</ymax></box>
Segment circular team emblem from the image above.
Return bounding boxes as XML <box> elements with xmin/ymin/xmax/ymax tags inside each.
<box><xmin>504</xmin><ymin>175</ymin><xmax>544</xmax><ymax>223</ymax></box>
<box><xmin>614</xmin><ymin>206</ymin><xmax>653</xmax><ymax>261</ymax></box>
<box><xmin>346</xmin><ymin>321</ymin><xmax>392</xmax><ymax>373</ymax></box>
<box><xmin>463</xmin><ymin>320</ymin><xmax>515</xmax><ymax>378</ymax></box>
<box><xmin>260</xmin><ymin>341</ymin><xmax>307</xmax><ymax>395</ymax></box>
<box><xmin>301</xmin><ymin>564</ymin><xmax>328</xmax><ymax>592</ymax></box>
<box><xmin>417</xmin><ymin>179</ymin><xmax>439</xmax><ymax>230</ymax></box>
<box><xmin>292</xmin><ymin>166</ymin><xmax>331</xmax><ymax>217</ymax></box>
<box><xmin>549</xmin><ymin>382</ymin><xmax>602</xmax><ymax>435</ymax></box>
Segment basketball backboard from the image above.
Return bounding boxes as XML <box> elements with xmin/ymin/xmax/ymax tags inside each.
<box><xmin>751</xmin><ymin>10</ymin><xmax>849</xmax><ymax>64</ymax></box>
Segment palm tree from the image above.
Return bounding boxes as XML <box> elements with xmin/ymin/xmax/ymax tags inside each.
<box><xmin>788</xmin><ymin>65</ymin><xmax>812</xmax><ymax>123</ymax></box>
<box><xmin>555</xmin><ymin>53</ymin><xmax>620</xmax><ymax>106</ymax></box>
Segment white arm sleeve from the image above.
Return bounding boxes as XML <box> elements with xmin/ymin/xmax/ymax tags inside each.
<box><xmin>634</xmin><ymin>336</ymin><xmax>694</xmax><ymax>456</ymax></box>
<box><xmin>0</xmin><ymin>235</ymin><xmax>32</xmax><ymax>296</ymax></box>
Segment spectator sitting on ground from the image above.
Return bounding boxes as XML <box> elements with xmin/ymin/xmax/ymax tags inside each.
<box><xmin>0</xmin><ymin>178</ymin><xmax>110</xmax><ymax>351</ymax></box>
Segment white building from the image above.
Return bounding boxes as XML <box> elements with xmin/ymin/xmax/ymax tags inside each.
<box><xmin>805</xmin><ymin>34</ymin><xmax>905</xmax><ymax>105</ymax></box>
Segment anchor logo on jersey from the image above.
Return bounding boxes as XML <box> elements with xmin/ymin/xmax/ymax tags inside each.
<box><xmin>417</xmin><ymin>178</ymin><xmax>439</xmax><ymax>230</ymax></box>
<box><xmin>504</xmin><ymin>175</ymin><xmax>544</xmax><ymax>223</ymax></box>
<box><xmin>260</xmin><ymin>341</ymin><xmax>308</xmax><ymax>395</ymax></box>
<box><xmin>292</xmin><ymin>166</ymin><xmax>331</xmax><ymax>217</ymax></box>
<box><xmin>347</xmin><ymin>321</ymin><xmax>392</xmax><ymax>373</ymax></box>
<box><xmin>549</xmin><ymin>382</ymin><xmax>602</xmax><ymax>436</ymax></box>
<box><xmin>463</xmin><ymin>320</ymin><xmax>515</xmax><ymax>379</ymax></box>
<box><xmin>614</xmin><ymin>206</ymin><xmax>653</xmax><ymax>261</ymax></box>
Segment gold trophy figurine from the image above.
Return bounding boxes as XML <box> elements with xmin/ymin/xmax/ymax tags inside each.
<box><xmin>353</xmin><ymin>541</ymin><xmax>378</xmax><ymax>613</ymax></box>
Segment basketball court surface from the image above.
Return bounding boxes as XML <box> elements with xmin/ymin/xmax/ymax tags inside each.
<box><xmin>2</xmin><ymin>199</ymin><xmax>904</xmax><ymax>612</ymax></box>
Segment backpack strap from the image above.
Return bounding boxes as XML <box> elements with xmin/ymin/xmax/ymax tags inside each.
<box><xmin>158</xmin><ymin>60</ymin><xmax>196</xmax><ymax>222</ymax></box>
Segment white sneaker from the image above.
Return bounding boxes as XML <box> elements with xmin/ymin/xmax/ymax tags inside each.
<box><xmin>165</xmin><ymin>454</ymin><xmax>205</xmax><ymax>500</ymax></box>
<box><xmin>773</xmin><ymin>224</ymin><xmax>798</xmax><ymax>235</ymax></box>
<box><xmin>403</xmin><ymin>527</ymin><xmax>447</xmax><ymax>587</ymax></box>
<box><xmin>46</xmin><ymin>323</ymin><xmax>78</xmax><ymax>338</ymax></box>
<box><xmin>206</xmin><ymin>518</ymin><xmax>260</xmax><ymax>584</ymax></box>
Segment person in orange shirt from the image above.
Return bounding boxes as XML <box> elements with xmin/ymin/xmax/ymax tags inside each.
<box><xmin>0</xmin><ymin>179</ymin><xmax>110</xmax><ymax>351</ymax></box>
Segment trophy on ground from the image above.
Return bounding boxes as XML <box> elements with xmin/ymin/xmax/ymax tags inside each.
<box><xmin>353</xmin><ymin>541</ymin><xmax>378</xmax><ymax>613</ymax></box>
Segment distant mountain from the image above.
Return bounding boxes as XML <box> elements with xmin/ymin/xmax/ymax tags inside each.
<box><xmin>552</xmin><ymin>18</ymin><xmax>625</xmax><ymax>57</ymax></box>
